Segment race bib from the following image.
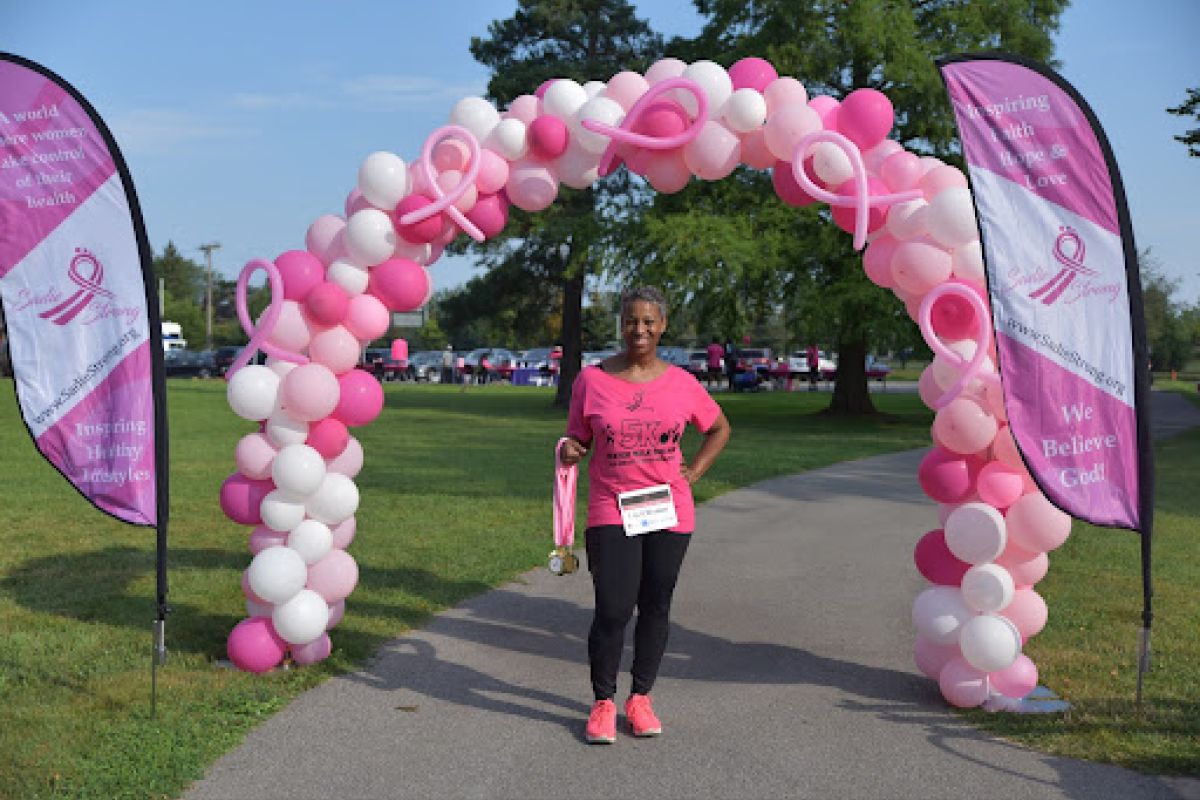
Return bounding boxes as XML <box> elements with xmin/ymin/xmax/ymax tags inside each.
<box><xmin>618</xmin><ymin>484</ymin><xmax>678</xmax><ymax>536</ymax></box>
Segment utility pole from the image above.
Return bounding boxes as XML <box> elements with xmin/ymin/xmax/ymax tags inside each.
<box><xmin>197</xmin><ymin>242</ymin><xmax>221</xmax><ymax>352</ymax></box>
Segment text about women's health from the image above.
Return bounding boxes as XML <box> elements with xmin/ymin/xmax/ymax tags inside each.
<box><xmin>0</xmin><ymin>103</ymin><xmax>86</xmax><ymax>209</ymax></box>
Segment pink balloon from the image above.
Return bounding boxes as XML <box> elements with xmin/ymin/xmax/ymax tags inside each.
<box><xmin>393</xmin><ymin>194</ymin><xmax>443</xmax><ymax>244</ymax></box>
<box><xmin>308</xmin><ymin>325</ymin><xmax>361</xmax><ymax>375</ymax></box>
<box><xmin>891</xmin><ymin>237</ymin><xmax>953</xmax><ymax>296</ymax></box>
<box><xmin>344</xmin><ymin>293</ymin><xmax>390</xmax><ymax>341</ymax></box>
<box><xmin>290</xmin><ymin>633</ymin><xmax>332</xmax><ymax>666</ymax></box>
<box><xmin>880</xmin><ymin>151</ymin><xmax>922</xmax><ymax>192</ymax></box>
<box><xmin>432</xmin><ymin>138</ymin><xmax>470</xmax><ymax>172</ymax></box>
<box><xmin>913</xmin><ymin>529</ymin><xmax>971</xmax><ymax>586</ymax></box>
<box><xmin>807</xmin><ymin>94</ymin><xmax>839</xmax><ymax>129</ymax></box>
<box><xmin>634</xmin><ymin>99</ymin><xmax>690</xmax><ymax>139</ymax></box>
<box><xmin>249</xmin><ymin>525</ymin><xmax>288</xmax><ymax>555</ymax></box>
<box><xmin>644</xmin><ymin>149</ymin><xmax>691</xmax><ymax>194</ymax></box>
<box><xmin>475</xmin><ymin>149</ymin><xmax>510</xmax><ymax>196</ymax></box>
<box><xmin>330</xmin><ymin>517</ymin><xmax>357</xmax><ymax>549</ymax></box>
<box><xmin>344</xmin><ymin>188</ymin><xmax>372</xmax><ymax>217</ymax></box>
<box><xmin>265</xmin><ymin>300</ymin><xmax>313</xmax><ymax>354</ymax></box>
<box><xmin>929</xmin><ymin>282</ymin><xmax>981</xmax><ymax>340</ymax></box>
<box><xmin>771</xmin><ymin>160</ymin><xmax>817</xmax><ymax>207</ymax></box>
<box><xmin>644</xmin><ymin>58</ymin><xmax>686</xmax><ymax>86</ymax></box>
<box><xmin>235</xmin><ymin>433</ymin><xmax>278</xmax><ymax>481</ymax></box>
<box><xmin>831</xmin><ymin>176</ymin><xmax>889</xmax><ymax>235</ymax></box>
<box><xmin>227</xmin><ymin>617</ymin><xmax>288</xmax><ymax>673</ymax></box>
<box><xmin>1006</xmin><ymin>492</ymin><xmax>1072</xmax><ymax>552</ymax></box>
<box><xmin>307</xmin><ymin>417</ymin><xmax>349</xmax><ymax>460</ymax></box>
<box><xmin>604</xmin><ymin>71</ymin><xmax>650</xmax><ymax>111</ymax></box>
<box><xmin>996</xmin><ymin>541</ymin><xmax>1049</xmax><ymax>587</ymax></box>
<box><xmin>219</xmin><ymin>473</ymin><xmax>274</xmax><ymax>526</ymax></box>
<box><xmin>918</xmin><ymin>365</ymin><xmax>944</xmax><ymax>409</ymax></box>
<box><xmin>505</xmin><ymin>94</ymin><xmax>540</xmax><ymax>124</ymax></box>
<box><xmin>307</xmin><ymin>549</ymin><xmax>359</xmax><ymax>603</ymax></box>
<box><xmin>864</xmin><ymin>139</ymin><xmax>903</xmax><ymax>173</ymax></box>
<box><xmin>436</xmin><ymin>169</ymin><xmax>477</xmax><ymax>214</ymax></box>
<box><xmin>914</xmin><ymin>636</ymin><xmax>961</xmax><ymax>680</ymax></box>
<box><xmin>534</xmin><ymin>79</ymin><xmax>556</xmax><ymax>99</ymax></box>
<box><xmin>683</xmin><ymin>120</ymin><xmax>741</xmax><ymax>180</ymax></box>
<box><xmin>281</xmin><ymin>363</ymin><xmax>340</xmax><ymax>422</ymax></box>
<box><xmin>739</xmin><ymin>129</ymin><xmax>776</xmax><ymax>170</ymax></box>
<box><xmin>991</xmin><ymin>424</ymin><xmax>1023</xmax><ymax>469</ymax></box>
<box><xmin>326</xmin><ymin>599</ymin><xmax>346</xmax><ymax>629</ymax></box>
<box><xmin>528</xmin><ymin>115</ymin><xmax>570</xmax><ymax>160</ymax></box>
<box><xmin>764</xmin><ymin>77</ymin><xmax>809</xmax><ymax>116</ymax></box>
<box><xmin>862</xmin><ymin>233</ymin><xmax>899</xmax><ymax>289</ymax></box>
<box><xmin>241</xmin><ymin>569</ymin><xmax>269</xmax><ymax>605</ymax></box>
<box><xmin>305</xmin><ymin>215</ymin><xmax>346</xmax><ymax>266</ymax></box>
<box><xmin>1000</xmin><ymin>588</ymin><xmax>1048</xmax><ymax>640</ymax></box>
<box><xmin>275</xmin><ymin>250</ymin><xmax>324</xmax><ymax>302</ymax></box>
<box><xmin>505</xmin><ymin>160</ymin><xmax>558</xmax><ymax>212</ymax></box>
<box><xmin>920</xmin><ymin>164</ymin><xmax>968</xmax><ymax>200</ymax></box>
<box><xmin>918</xmin><ymin>447</ymin><xmax>983</xmax><ymax>504</ymax></box>
<box><xmin>729</xmin><ymin>56</ymin><xmax>778</xmax><ymax>92</ymax></box>
<box><xmin>990</xmin><ymin>654</ymin><xmax>1038</xmax><ymax>699</ymax></box>
<box><xmin>465</xmin><ymin>192</ymin><xmax>510</xmax><ymax>239</ymax></box>
<box><xmin>977</xmin><ymin>461</ymin><xmax>1026</xmax><ymax>510</ymax></box>
<box><xmin>327</xmin><ymin>437</ymin><xmax>364</xmax><ymax>478</ymax></box>
<box><xmin>938</xmin><ymin>656</ymin><xmax>989</xmax><ymax>708</ymax></box>
<box><xmin>837</xmin><ymin>88</ymin><xmax>894</xmax><ymax>149</ymax></box>
<box><xmin>368</xmin><ymin>257</ymin><xmax>430</xmax><ymax>313</ymax></box>
<box><xmin>305</xmin><ymin>282</ymin><xmax>350</xmax><ymax>327</ymax></box>
<box><xmin>933</xmin><ymin>396</ymin><xmax>998</xmax><ymax>455</ymax></box>
<box><xmin>334</xmin><ymin>369</ymin><xmax>384</xmax><ymax>427</ymax></box>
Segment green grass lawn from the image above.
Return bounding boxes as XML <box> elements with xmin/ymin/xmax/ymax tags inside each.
<box><xmin>0</xmin><ymin>381</ymin><xmax>936</xmax><ymax>800</ymax></box>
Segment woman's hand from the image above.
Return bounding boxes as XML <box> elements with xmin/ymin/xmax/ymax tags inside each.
<box><xmin>558</xmin><ymin>437</ymin><xmax>589</xmax><ymax>466</ymax></box>
<box><xmin>680</xmin><ymin>464</ymin><xmax>700</xmax><ymax>485</ymax></box>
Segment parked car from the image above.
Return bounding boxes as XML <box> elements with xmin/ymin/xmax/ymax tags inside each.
<box><xmin>213</xmin><ymin>346</ymin><xmax>242</xmax><ymax>377</ymax></box>
<box><xmin>687</xmin><ymin>349</ymin><xmax>712</xmax><ymax>378</ymax></box>
<box><xmin>164</xmin><ymin>348</ymin><xmax>216</xmax><ymax>378</ymax></box>
<box><xmin>407</xmin><ymin>350</ymin><xmax>444</xmax><ymax>382</ymax></box>
<box><xmin>583</xmin><ymin>350</ymin><xmax>617</xmax><ymax>368</ymax></box>
<box><xmin>787</xmin><ymin>349</ymin><xmax>837</xmax><ymax>378</ymax></box>
<box><xmin>520</xmin><ymin>347</ymin><xmax>561</xmax><ymax>375</ymax></box>
<box><xmin>360</xmin><ymin>348</ymin><xmax>405</xmax><ymax>381</ymax></box>
<box><xmin>866</xmin><ymin>356</ymin><xmax>892</xmax><ymax>381</ymax></box>
<box><xmin>656</xmin><ymin>346</ymin><xmax>690</xmax><ymax>368</ymax></box>
<box><xmin>464</xmin><ymin>347</ymin><xmax>519</xmax><ymax>381</ymax></box>
<box><xmin>736</xmin><ymin>347</ymin><xmax>773</xmax><ymax>375</ymax></box>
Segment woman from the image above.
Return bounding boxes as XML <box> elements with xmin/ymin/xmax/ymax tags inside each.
<box><xmin>560</xmin><ymin>286</ymin><xmax>731</xmax><ymax>744</ymax></box>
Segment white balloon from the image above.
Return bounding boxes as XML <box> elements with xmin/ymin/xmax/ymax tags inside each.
<box><xmin>392</xmin><ymin>238</ymin><xmax>433</xmax><ymax>266</ymax></box>
<box><xmin>272</xmin><ymin>588</ymin><xmax>331</xmax><ymax>645</ymax></box>
<box><xmin>944</xmin><ymin>502</ymin><xmax>1007</xmax><ymax>565</ymax></box>
<box><xmin>306</xmin><ymin>473</ymin><xmax>360</xmax><ymax>525</ymax></box>
<box><xmin>952</xmin><ymin>239</ymin><xmax>986</xmax><ymax>287</ymax></box>
<box><xmin>582</xmin><ymin>80</ymin><xmax>606</xmax><ymax>99</ymax></box>
<box><xmin>287</xmin><ymin>519</ymin><xmax>333</xmax><ymax>565</ymax></box>
<box><xmin>555</xmin><ymin>139</ymin><xmax>602</xmax><ymax>189</ymax></box>
<box><xmin>266</xmin><ymin>357</ymin><xmax>299</xmax><ymax>380</ymax></box>
<box><xmin>811</xmin><ymin>141</ymin><xmax>854</xmax><ymax>186</ymax></box>
<box><xmin>959</xmin><ymin>613</ymin><xmax>1022</xmax><ymax>672</ymax></box>
<box><xmin>260</xmin><ymin>489</ymin><xmax>307</xmax><ymax>533</ymax></box>
<box><xmin>542</xmin><ymin>79</ymin><xmax>588</xmax><ymax>120</ymax></box>
<box><xmin>679</xmin><ymin>60</ymin><xmax>732</xmax><ymax>119</ymax></box>
<box><xmin>931</xmin><ymin>341</ymin><xmax>995</xmax><ymax>393</ymax></box>
<box><xmin>912</xmin><ymin>586</ymin><xmax>974</xmax><ymax>646</ymax></box>
<box><xmin>961</xmin><ymin>563</ymin><xmax>1016</xmax><ymax>613</ymax></box>
<box><xmin>227</xmin><ymin>365</ymin><xmax>280</xmax><ymax>422</ymax></box>
<box><xmin>449</xmin><ymin>96</ymin><xmax>500</xmax><ymax>142</ymax></box>
<box><xmin>272</xmin><ymin>444</ymin><xmax>327</xmax><ymax>497</ymax></box>
<box><xmin>927</xmin><ymin>187</ymin><xmax>979</xmax><ymax>249</ymax></box>
<box><xmin>357</xmin><ymin>151</ymin><xmax>410</xmax><ymax>210</ymax></box>
<box><xmin>645</xmin><ymin>57</ymin><xmax>686</xmax><ymax>85</ymax></box>
<box><xmin>885</xmin><ymin>199</ymin><xmax>929</xmax><ymax>241</ymax></box>
<box><xmin>344</xmin><ymin>208</ymin><xmax>396</xmax><ymax>266</ymax></box>
<box><xmin>723</xmin><ymin>88</ymin><xmax>767</xmax><ymax>133</ymax></box>
<box><xmin>265</xmin><ymin>409</ymin><xmax>309</xmax><ymax>448</ymax></box>
<box><xmin>327</xmin><ymin>258</ymin><xmax>370</xmax><ymax>296</ymax></box>
<box><xmin>572</xmin><ymin>96</ymin><xmax>624</xmax><ymax>153</ymax></box>
<box><xmin>247</xmin><ymin>545</ymin><xmax>307</xmax><ymax>604</ymax></box>
<box><xmin>485</xmin><ymin>117</ymin><xmax>529</xmax><ymax>161</ymax></box>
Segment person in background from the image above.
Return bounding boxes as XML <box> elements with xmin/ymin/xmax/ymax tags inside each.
<box><xmin>705</xmin><ymin>336</ymin><xmax>724</xmax><ymax>389</ymax></box>
<box><xmin>723</xmin><ymin>338</ymin><xmax>738</xmax><ymax>391</ymax></box>
<box><xmin>478</xmin><ymin>351</ymin><xmax>491</xmax><ymax>386</ymax></box>
<box><xmin>559</xmin><ymin>286</ymin><xmax>731</xmax><ymax>745</ymax></box>
<box><xmin>807</xmin><ymin>343</ymin><xmax>820</xmax><ymax>392</ymax></box>
<box><xmin>441</xmin><ymin>344</ymin><xmax>454</xmax><ymax>385</ymax></box>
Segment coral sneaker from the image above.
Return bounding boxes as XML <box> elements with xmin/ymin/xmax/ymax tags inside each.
<box><xmin>585</xmin><ymin>699</ymin><xmax>617</xmax><ymax>744</ymax></box>
<box><xmin>624</xmin><ymin>693</ymin><xmax>662</xmax><ymax>737</ymax></box>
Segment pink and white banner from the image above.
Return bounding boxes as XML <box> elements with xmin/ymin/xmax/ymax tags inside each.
<box><xmin>0</xmin><ymin>54</ymin><xmax>162</xmax><ymax>527</ymax></box>
<box><xmin>938</xmin><ymin>55</ymin><xmax>1150</xmax><ymax>533</ymax></box>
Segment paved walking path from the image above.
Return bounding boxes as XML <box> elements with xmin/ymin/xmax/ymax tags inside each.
<box><xmin>186</xmin><ymin>391</ymin><xmax>1200</xmax><ymax>800</ymax></box>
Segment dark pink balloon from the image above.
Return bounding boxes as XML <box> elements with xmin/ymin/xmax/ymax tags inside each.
<box><xmin>528</xmin><ymin>115</ymin><xmax>570</xmax><ymax>160</ymax></box>
<box><xmin>837</xmin><ymin>88</ymin><xmax>894</xmax><ymax>149</ymax></box>
<box><xmin>219</xmin><ymin>473</ymin><xmax>274</xmax><ymax>526</ymax></box>
<box><xmin>392</xmin><ymin>195</ymin><xmax>443</xmax><ymax>244</ymax></box>
<box><xmin>465</xmin><ymin>192</ymin><xmax>510</xmax><ymax>239</ymax></box>
<box><xmin>291</xmin><ymin>633</ymin><xmax>332</xmax><ymax>666</ymax></box>
<box><xmin>634</xmin><ymin>99</ymin><xmax>689</xmax><ymax>139</ymax></box>
<box><xmin>808</xmin><ymin>95</ymin><xmax>840</xmax><ymax>130</ymax></box>
<box><xmin>929</xmin><ymin>281</ymin><xmax>981</xmax><ymax>340</ymax></box>
<box><xmin>918</xmin><ymin>447</ymin><xmax>983</xmax><ymax>504</ymax></box>
<box><xmin>227</xmin><ymin>617</ymin><xmax>287</xmax><ymax>673</ymax></box>
<box><xmin>771</xmin><ymin>160</ymin><xmax>816</xmax><ymax>207</ymax></box>
<box><xmin>831</xmin><ymin>176</ymin><xmax>889</xmax><ymax>234</ymax></box>
<box><xmin>368</xmin><ymin>257</ymin><xmax>430</xmax><ymax>312</ymax></box>
<box><xmin>913</xmin><ymin>529</ymin><xmax>971</xmax><ymax>586</ymax></box>
<box><xmin>305</xmin><ymin>281</ymin><xmax>350</xmax><ymax>327</ymax></box>
<box><xmin>334</xmin><ymin>369</ymin><xmax>384</xmax><ymax>427</ymax></box>
<box><xmin>307</xmin><ymin>417</ymin><xmax>350</xmax><ymax>459</ymax></box>
<box><xmin>249</xmin><ymin>525</ymin><xmax>288</xmax><ymax>555</ymax></box>
<box><xmin>274</xmin><ymin>250</ymin><xmax>325</xmax><ymax>302</ymax></box>
<box><xmin>728</xmin><ymin>57</ymin><xmax>778</xmax><ymax>92</ymax></box>
<box><xmin>977</xmin><ymin>461</ymin><xmax>1026</xmax><ymax>510</ymax></box>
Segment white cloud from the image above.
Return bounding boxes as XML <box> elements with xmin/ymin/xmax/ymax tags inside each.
<box><xmin>338</xmin><ymin>73</ymin><xmax>489</xmax><ymax>112</ymax></box>
<box><xmin>108</xmin><ymin>109</ymin><xmax>242</xmax><ymax>156</ymax></box>
<box><xmin>230</xmin><ymin>91</ymin><xmax>332</xmax><ymax>111</ymax></box>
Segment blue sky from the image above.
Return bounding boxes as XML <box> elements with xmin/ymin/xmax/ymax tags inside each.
<box><xmin>5</xmin><ymin>0</ymin><xmax>1198</xmax><ymax>306</ymax></box>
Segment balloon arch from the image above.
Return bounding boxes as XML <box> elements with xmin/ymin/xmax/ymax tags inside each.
<box><xmin>219</xmin><ymin>56</ymin><xmax>1072</xmax><ymax>709</ymax></box>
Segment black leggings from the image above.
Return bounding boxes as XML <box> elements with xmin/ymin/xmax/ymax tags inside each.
<box><xmin>585</xmin><ymin>525</ymin><xmax>691</xmax><ymax>701</ymax></box>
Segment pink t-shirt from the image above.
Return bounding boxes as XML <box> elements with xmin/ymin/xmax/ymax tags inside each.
<box><xmin>566</xmin><ymin>365</ymin><xmax>721</xmax><ymax>533</ymax></box>
<box><xmin>706</xmin><ymin>342</ymin><xmax>724</xmax><ymax>368</ymax></box>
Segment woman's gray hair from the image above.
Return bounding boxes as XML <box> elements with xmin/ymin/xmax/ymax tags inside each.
<box><xmin>620</xmin><ymin>285</ymin><xmax>668</xmax><ymax>318</ymax></box>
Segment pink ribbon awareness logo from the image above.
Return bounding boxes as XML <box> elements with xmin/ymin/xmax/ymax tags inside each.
<box><xmin>39</xmin><ymin>247</ymin><xmax>114</xmax><ymax>325</ymax></box>
<box><xmin>1029</xmin><ymin>226</ymin><xmax>1097</xmax><ymax>306</ymax></box>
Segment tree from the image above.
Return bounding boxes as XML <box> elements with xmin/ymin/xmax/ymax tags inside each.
<box><xmin>1167</xmin><ymin>87</ymin><xmax>1200</xmax><ymax>158</ymax></box>
<box><xmin>467</xmin><ymin>0</ymin><xmax>663</xmax><ymax>406</ymax></box>
<box><xmin>1140</xmin><ymin>250</ymin><xmax>1193</xmax><ymax>373</ymax></box>
<box><xmin>624</xmin><ymin>0</ymin><xmax>1067</xmax><ymax>413</ymax></box>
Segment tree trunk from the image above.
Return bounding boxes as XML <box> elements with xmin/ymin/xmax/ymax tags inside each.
<box><xmin>828</xmin><ymin>339</ymin><xmax>875</xmax><ymax>414</ymax></box>
<box><xmin>554</xmin><ymin>267</ymin><xmax>585</xmax><ymax>408</ymax></box>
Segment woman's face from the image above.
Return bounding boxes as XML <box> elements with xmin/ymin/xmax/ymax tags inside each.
<box><xmin>621</xmin><ymin>299</ymin><xmax>666</xmax><ymax>357</ymax></box>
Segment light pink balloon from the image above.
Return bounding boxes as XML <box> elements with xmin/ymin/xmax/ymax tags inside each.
<box><xmin>307</xmin><ymin>549</ymin><xmax>359</xmax><ymax>603</ymax></box>
<box><xmin>864</xmin><ymin>139</ymin><xmax>903</xmax><ymax>173</ymax></box>
<box><xmin>505</xmin><ymin>94</ymin><xmax>540</xmax><ymax>124</ymax></box>
<box><xmin>920</xmin><ymin>164</ymin><xmax>969</xmax><ymax>200</ymax></box>
<box><xmin>432</xmin><ymin>138</ymin><xmax>471</xmax><ymax>172</ymax></box>
<box><xmin>604</xmin><ymin>70</ymin><xmax>650</xmax><ymax>111</ymax></box>
<box><xmin>880</xmin><ymin>150</ymin><xmax>922</xmax><ymax>192</ymax></box>
<box><xmin>249</xmin><ymin>525</ymin><xmax>289</xmax><ymax>555</ymax></box>
<box><xmin>763</xmin><ymin>104</ymin><xmax>822</xmax><ymax>162</ymax></box>
<box><xmin>644</xmin><ymin>57</ymin><xmax>686</xmax><ymax>85</ymax></box>
<box><xmin>1000</xmin><ymin>588</ymin><xmax>1048</xmax><ymax>640</ymax></box>
<box><xmin>344</xmin><ymin>188</ymin><xmax>372</xmax><ymax>217</ymax></box>
<box><xmin>933</xmin><ymin>396</ymin><xmax>998</xmax><ymax>456</ymax></box>
<box><xmin>1006</xmin><ymin>492</ymin><xmax>1072</xmax><ymax>552</ymax></box>
<box><xmin>474</xmin><ymin>148</ymin><xmax>510</xmax><ymax>196</ymax></box>
<box><xmin>977</xmin><ymin>461</ymin><xmax>1026</xmax><ymax>510</ymax></box>
<box><xmin>327</xmin><ymin>437</ymin><xmax>363</xmax><ymax>478</ymax></box>
<box><xmin>308</xmin><ymin>326</ymin><xmax>361</xmax><ymax>375</ymax></box>
<box><xmin>326</xmin><ymin>599</ymin><xmax>346</xmax><ymax>629</ymax></box>
<box><xmin>344</xmin><ymin>294</ymin><xmax>390</xmax><ymax>341</ymax></box>
<box><xmin>330</xmin><ymin>516</ymin><xmax>357</xmax><ymax>549</ymax></box>
<box><xmin>862</xmin><ymin>233</ymin><xmax>899</xmax><ymax>288</ymax></box>
<box><xmin>683</xmin><ymin>120</ymin><xmax>741</xmax><ymax>180</ymax></box>
<box><xmin>506</xmin><ymin>159</ymin><xmax>559</xmax><ymax>212</ymax></box>
<box><xmin>991</xmin><ymin>424</ymin><xmax>1023</xmax><ymax>468</ymax></box>
<box><xmin>891</xmin><ymin>237</ymin><xmax>953</xmax><ymax>295</ymax></box>
<box><xmin>938</xmin><ymin>656</ymin><xmax>989</xmax><ymax>708</ymax></box>
<box><xmin>290</xmin><ymin>632</ymin><xmax>332</xmax><ymax>666</ymax></box>
<box><xmin>739</xmin><ymin>129</ymin><xmax>776</xmax><ymax>169</ymax></box>
<box><xmin>266</xmin><ymin>300</ymin><xmax>313</xmax><ymax>353</ymax></box>
<box><xmin>996</xmin><ymin>540</ymin><xmax>1049</xmax><ymax>588</ymax></box>
<box><xmin>763</xmin><ymin>77</ymin><xmax>809</xmax><ymax>116</ymax></box>
<box><xmin>644</xmin><ymin>149</ymin><xmax>692</xmax><ymax>194</ymax></box>
<box><xmin>918</xmin><ymin>365</ymin><xmax>944</xmax><ymax>409</ymax></box>
<box><xmin>305</xmin><ymin>215</ymin><xmax>346</xmax><ymax>266</ymax></box>
<box><xmin>281</xmin><ymin>363</ymin><xmax>340</xmax><ymax>422</ymax></box>
<box><xmin>807</xmin><ymin>94</ymin><xmax>839</xmax><ymax>129</ymax></box>
<box><xmin>436</xmin><ymin>169</ymin><xmax>478</xmax><ymax>213</ymax></box>
<box><xmin>235</xmin><ymin>433</ymin><xmax>279</xmax><ymax>481</ymax></box>
<box><xmin>914</xmin><ymin>636</ymin><xmax>961</xmax><ymax>680</ymax></box>
<box><xmin>990</xmin><ymin>654</ymin><xmax>1038</xmax><ymax>699</ymax></box>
